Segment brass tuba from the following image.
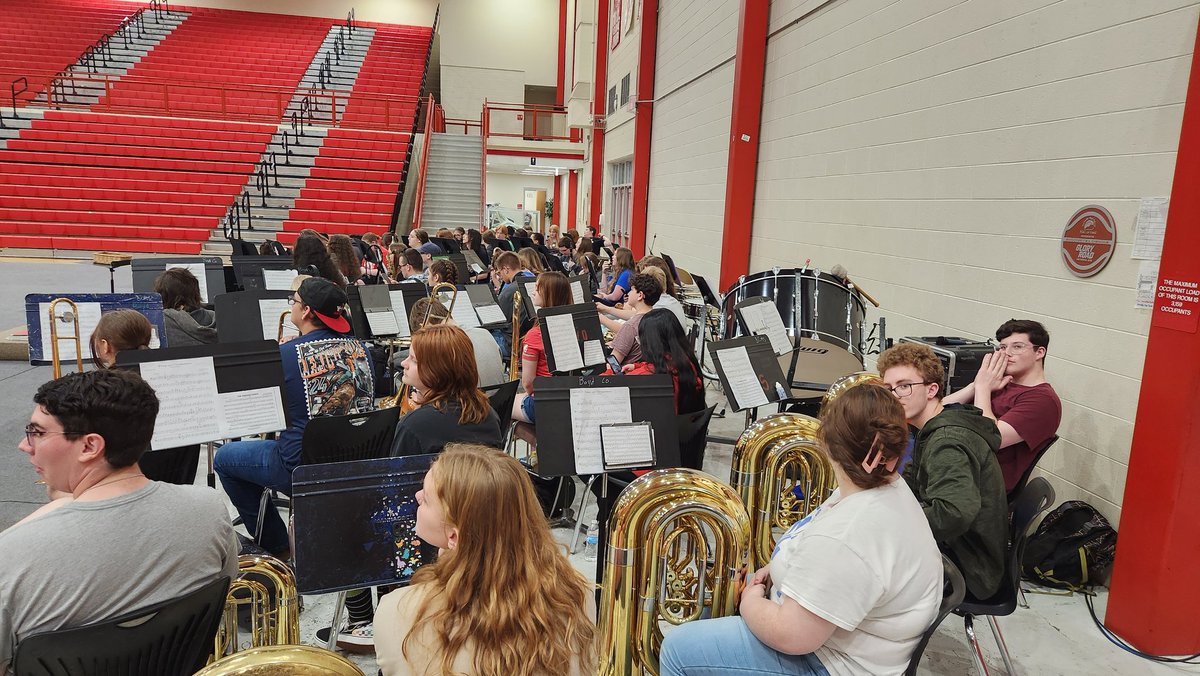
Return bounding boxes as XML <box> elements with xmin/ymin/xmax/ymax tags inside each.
<box><xmin>822</xmin><ymin>371</ymin><xmax>882</xmax><ymax>412</ymax></box>
<box><xmin>214</xmin><ymin>554</ymin><xmax>300</xmax><ymax>657</ymax></box>
<box><xmin>598</xmin><ymin>468</ymin><xmax>751</xmax><ymax>676</ymax></box>
<box><xmin>48</xmin><ymin>297</ymin><xmax>83</xmax><ymax>377</ymax></box>
<box><xmin>729</xmin><ymin>413</ymin><xmax>828</xmax><ymax>568</ymax></box>
<box><xmin>196</xmin><ymin>645</ymin><xmax>365</xmax><ymax>675</ymax></box>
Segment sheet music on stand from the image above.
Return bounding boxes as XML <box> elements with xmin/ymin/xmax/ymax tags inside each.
<box><xmin>438</xmin><ymin>288</ymin><xmax>481</xmax><ymax>329</ymax></box>
<box><xmin>131</xmin><ymin>257</ymin><xmax>226</xmax><ymax>306</ymax></box>
<box><xmin>600</xmin><ymin>421</ymin><xmax>656</xmax><ymax>470</ymax></box>
<box><xmin>231</xmin><ymin>254</ymin><xmax>295</xmax><ymax>291</ymax></box>
<box><xmin>519</xmin><ymin>279</ymin><xmax>543</xmax><ymax>320</ymax></box>
<box><xmin>347</xmin><ymin>284</ymin><xmax>427</xmax><ymax>340</ymax></box>
<box><xmin>537</xmin><ymin>304</ymin><xmax>607</xmax><ymax>373</ymax></box>
<box><xmin>532</xmin><ymin>374</ymin><xmax>679</xmax><ymax>476</ymax></box>
<box><xmin>736</xmin><ymin>296</ymin><xmax>792</xmax><ymax>356</ymax></box>
<box><xmin>114</xmin><ymin>340</ymin><xmax>288</xmax><ymax>450</ymax></box>
<box><xmin>359</xmin><ymin>284</ymin><xmax>401</xmax><ymax>336</ymax></box>
<box><xmin>465</xmin><ymin>285</ymin><xmax>507</xmax><ymax>327</ymax></box>
<box><xmin>710</xmin><ymin>335</ymin><xmax>790</xmax><ymax>412</ymax></box>
<box><xmin>25</xmin><ymin>293</ymin><xmax>167</xmax><ymax>363</ymax></box>
<box><xmin>568</xmin><ymin>274</ymin><xmax>594</xmax><ymax>305</ymax></box>
<box><xmin>214</xmin><ymin>290</ymin><xmax>298</xmax><ymax>343</ymax></box>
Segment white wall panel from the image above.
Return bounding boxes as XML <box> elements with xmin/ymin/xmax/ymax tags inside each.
<box><xmin>754</xmin><ymin>0</ymin><xmax>1200</xmax><ymax>526</ymax></box>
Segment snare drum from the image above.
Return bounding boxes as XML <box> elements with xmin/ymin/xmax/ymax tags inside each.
<box><xmin>721</xmin><ymin>267</ymin><xmax>866</xmax><ymax>361</ymax></box>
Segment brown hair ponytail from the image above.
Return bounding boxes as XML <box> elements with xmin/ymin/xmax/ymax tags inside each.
<box><xmin>818</xmin><ymin>383</ymin><xmax>909</xmax><ymax>489</ymax></box>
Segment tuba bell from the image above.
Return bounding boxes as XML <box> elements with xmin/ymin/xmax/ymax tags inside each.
<box><xmin>598</xmin><ymin>468</ymin><xmax>751</xmax><ymax>675</ymax></box>
<box><xmin>215</xmin><ymin>554</ymin><xmax>300</xmax><ymax>657</ymax></box>
<box><xmin>822</xmin><ymin>371</ymin><xmax>882</xmax><ymax>412</ymax></box>
<box><xmin>729</xmin><ymin>413</ymin><xmax>828</xmax><ymax>568</ymax></box>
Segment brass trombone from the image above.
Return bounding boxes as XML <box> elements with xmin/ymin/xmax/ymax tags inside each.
<box><xmin>48</xmin><ymin>297</ymin><xmax>83</xmax><ymax>377</ymax></box>
<box><xmin>275</xmin><ymin>310</ymin><xmax>293</xmax><ymax>342</ymax></box>
<box><xmin>429</xmin><ymin>281</ymin><xmax>458</xmax><ymax>319</ymax></box>
<box><xmin>508</xmin><ymin>288</ymin><xmax>523</xmax><ymax>377</ymax></box>
<box><xmin>215</xmin><ymin>554</ymin><xmax>299</xmax><ymax>657</ymax></box>
<box><xmin>598</xmin><ymin>468</ymin><xmax>751</xmax><ymax>675</ymax></box>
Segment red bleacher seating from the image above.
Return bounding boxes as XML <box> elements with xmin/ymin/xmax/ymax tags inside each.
<box><xmin>0</xmin><ymin>110</ymin><xmax>275</xmax><ymax>254</ymax></box>
<box><xmin>0</xmin><ymin>0</ymin><xmax>129</xmax><ymax>104</ymax></box>
<box><xmin>98</xmin><ymin>8</ymin><xmax>332</xmax><ymax>121</ymax></box>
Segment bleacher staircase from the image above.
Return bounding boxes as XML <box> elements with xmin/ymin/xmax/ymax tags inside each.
<box><xmin>419</xmin><ymin>133</ymin><xmax>483</xmax><ymax>231</ymax></box>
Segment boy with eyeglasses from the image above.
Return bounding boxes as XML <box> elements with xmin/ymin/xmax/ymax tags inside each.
<box><xmin>878</xmin><ymin>342</ymin><xmax>1008</xmax><ymax>599</ymax></box>
<box><xmin>944</xmin><ymin>319</ymin><xmax>1062</xmax><ymax>492</ymax></box>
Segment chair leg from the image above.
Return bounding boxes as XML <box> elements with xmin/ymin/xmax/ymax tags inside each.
<box><xmin>986</xmin><ymin>615</ymin><xmax>1017</xmax><ymax>675</ymax></box>
<box><xmin>964</xmin><ymin>614</ymin><xmax>991</xmax><ymax>676</ymax></box>
<box><xmin>503</xmin><ymin>421</ymin><xmax>517</xmax><ymax>457</ymax></box>
<box><xmin>327</xmin><ymin>590</ymin><xmax>348</xmax><ymax>651</ymax></box>
<box><xmin>571</xmin><ymin>475</ymin><xmax>598</xmax><ymax>554</ymax></box>
<box><xmin>1017</xmin><ymin>584</ymin><xmax>1029</xmax><ymax>609</ymax></box>
<box><xmin>254</xmin><ymin>487</ymin><xmax>272</xmax><ymax>546</ymax></box>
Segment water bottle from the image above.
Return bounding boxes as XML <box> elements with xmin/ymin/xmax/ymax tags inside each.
<box><xmin>583</xmin><ymin>519</ymin><xmax>599</xmax><ymax>562</ymax></box>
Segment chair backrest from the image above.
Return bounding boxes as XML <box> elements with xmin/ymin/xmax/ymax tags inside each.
<box><xmin>193</xmin><ymin>644</ymin><xmax>365</xmax><ymax>675</ymax></box>
<box><xmin>676</xmin><ymin>404</ymin><xmax>717</xmax><ymax>470</ymax></box>
<box><xmin>299</xmin><ymin>407</ymin><xmax>401</xmax><ymax>466</ymax></box>
<box><xmin>13</xmin><ymin>575</ymin><xmax>230</xmax><ymax>676</ymax></box>
<box><xmin>1007</xmin><ymin>435</ymin><xmax>1059</xmax><ymax>504</ymax></box>
<box><xmin>483</xmin><ymin>380</ymin><xmax>520</xmax><ymax>432</ymax></box>
<box><xmin>1006</xmin><ymin>476</ymin><xmax>1056</xmax><ymax>596</ymax></box>
<box><xmin>905</xmin><ymin>555</ymin><xmax>967</xmax><ymax>676</ymax></box>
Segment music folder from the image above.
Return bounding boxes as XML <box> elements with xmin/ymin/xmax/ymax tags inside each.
<box><xmin>446</xmin><ymin>253</ymin><xmax>473</xmax><ymax>285</ymax></box>
<box><xmin>567</xmin><ymin>274</ymin><xmax>594</xmax><ymax>305</ymax></box>
<box><xmin>734</xmin><ymin>296</ymin><xmax>793</xmax><ymax>356</ymax></box>
<box><xmin>131</xmin><ymin>256</ymin><xmax>226</xmax><ymax>305</ymax></box>
<box><xmin>231</xmin><ymin>254</ymin><xmax>296</xmax><ymax>291</ymax></box>
<box><xmin>462</xmin><ymin>249</ymin><xmax>487</xmax><ymax>277</ymax></box>
<box><xmin>347</xmin><ymin>284</ymin><xmax>428</xmax><ymax>340</ymax></box>
<box><xmin>537</xmin><ymin>303</ymin><xmax>607</xmax><ymax>374</ymax></box>
<box><xmin>710</xmin><ymin>335</ymin><xmax>790</xmax><ymax>412</ymax></box>
<box><xmin>532</xmin><ymin>374</ymin><xmax>679</xmax><ymax>476</ymax></box>
<box><xmin>292</xmin><ymin>455</ymin><xmax>438</xmax><ymax>595</ymax></box>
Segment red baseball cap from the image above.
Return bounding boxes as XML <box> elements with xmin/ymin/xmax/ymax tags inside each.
<box><xmin>296</xmin><ymin>277</ymin><xmax>351</xmax><ymax>334</ymax></box>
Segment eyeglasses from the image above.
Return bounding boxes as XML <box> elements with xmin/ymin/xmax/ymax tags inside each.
<box><xmin>287</xmin><ymin>296</ymin><xmax>300</xmax><ymax>306</ymax></box>
<box><xmin>24</xmin><ymin>423</ymin><xmax>79</xmax><ymax>446</ymax></box>
<box><xmin>887</xmin><ymin>381</ymin><xmax>933</xmax><ymax>397</ymax></box>
<box><xmin>995</xmin><ymin>342</ymin><xmax>1032</xmax><ymax>354</ymax></box>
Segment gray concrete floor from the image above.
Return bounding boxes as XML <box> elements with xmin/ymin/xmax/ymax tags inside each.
<box><xmin>0</xmin><ymin>259</ymin><xmax>1195</xmax><ymax>675</ymax></box>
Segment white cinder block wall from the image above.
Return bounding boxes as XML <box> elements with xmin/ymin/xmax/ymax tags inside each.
<box><xmin>747</xmin><ymin>0</ymin><xmax>1200</xmax><ymax>526</ymax></box>
<box><xmin>644</xmin><ymin>0</ymin><xmax>740</xmax><ymax>282</ymax></box>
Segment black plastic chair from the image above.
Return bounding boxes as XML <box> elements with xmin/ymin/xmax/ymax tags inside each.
<box><xmin>139</xmin><ymin>444</ymin><xmax>201</xmax><ymax>485</ymax></box>
<box><xmin>483</xmin><ymin>380</ymin><xmax>520</xmax><ymax>452</ymax></box>
<box><xmin>678</xmin><ymin>404</ymin><xmax>717</xmax><ymax>470</ymax></box>
<box><xmin>954</xmin><ymin>477</ymin><xmax>1055</xmax><ymax>676</ymax></box>
<box><xmin>906</xmin><ymin>555</ymin><xmax>967</xmax><ymax>676</ymax></box>
<box><xmin>12</xmin><ymin>575</ymin><xmax>230</xmax><ymax>676</ymax></box>
<box><xmin>1007</xmin><ymin>436</ymin><xmax>1058</xmax><ymax>504</ymax></box>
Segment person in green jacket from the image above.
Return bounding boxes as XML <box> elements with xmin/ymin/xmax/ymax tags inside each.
<box><xmin>878</xmin><ymin>342</ymin><xmax>1009</xmax><ymax>599</ymax></box>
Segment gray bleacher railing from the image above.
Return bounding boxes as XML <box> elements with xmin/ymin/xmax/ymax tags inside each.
<box><xmin>391</xmin><ymin>4</ymin><xmax>440</xmax><ymax>229</ymax></box>
<box><xmin>223</xmin><ymin>190</ymin><xmax>253</xmax><ymax>243</ymax></box>
<box><xmin>3</xmin><ymin>78</ymin><xmax>27</xmax><ymax>125</ymax></box>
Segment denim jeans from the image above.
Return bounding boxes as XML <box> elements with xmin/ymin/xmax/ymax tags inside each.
<box><xmin>213</xmin><ymin>438</ymin><xmax>294</xmax><ymax>554</ymax></box>
<box><xmin>659</xmin><ymin>616</ymin><xmax>831</xmax><ymax>676</ymax></box>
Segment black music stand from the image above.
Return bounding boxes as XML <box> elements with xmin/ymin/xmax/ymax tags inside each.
<box><xmin>131</xmin><ymin>256</ymin><xmax>226</xmax><ymax>304</ymax></box>
<box><xmin>347</xmin><ymin>284</ymin><xmax>428</xmax><ymax>340</ymax></box>
<box><xmin>430</xmin><ymin>236</ymin><xmax>460</xmax><ymax>254</ymax></box>
<box><xmin>537</xmin><ymin>304</ymin><xmax>607</xmax><ymax>374</ymax></box>
<box><xmin>25</xmin><ymin>293</ymin><xmax>167</xmax><ymax>364</ymax></box>
<box><xmin>231</xmin><ymin>254</ymin><xmax>295</xmax><ymax>291</ymax></box>
<box><xmin>463</xmin><ymin>284</ymin><xmax>508</xmax><ymax>330</ymax></box>
<box><xmin>532</xmin><ymin>374</ymin><xmax>679</xmax><ymax>595</ymax></box>
<box><xmin>214</xmin><ymin>289</ymin><xmax>295</xmax><ymax>343</ymax></box>
<box><xmin>114</xmin><ymin>340</ymin><xmax>287</xmax><ymax>488</ymax></box>
<box><xmin>567</xmin><ymin>274</ymin><xmax>594</xmax><ymax>305</ymax></box>
<box><xmin>733</xmin><ymin>296</ymin><xmax>792</xmax><ymax>357</ymax></box>
<box><xmin>291</xmin><ymin>455</ymin><xmax>438</xmax><ymax>594</ymax></box>
<box><xmin>693</xmin><ymin>274</ymin><xmax>720</xmax><ymax>309</ymax></box>
<box><xmin>709</xmin><ymin>335</ymin><xmax>789</xmax><ymax>412</ymax></box>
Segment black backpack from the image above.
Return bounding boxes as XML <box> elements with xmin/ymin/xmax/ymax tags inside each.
<box><xmin>1022</xmin><ymin>500</ymin><xmax>1117</xmax><ymax>590</ymax></box>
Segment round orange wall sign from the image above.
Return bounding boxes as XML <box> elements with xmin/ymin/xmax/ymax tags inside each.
<box><xmin>1061</xmin><ymin>205</ymin><xmax>1117</xmax><ymax>277</ymax></box>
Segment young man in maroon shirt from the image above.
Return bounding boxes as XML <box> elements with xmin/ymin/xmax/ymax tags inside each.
<box><xmin>944</xmin><ymin>319</ymin><xmax>1062</xmax><ymax>491</ymax></box>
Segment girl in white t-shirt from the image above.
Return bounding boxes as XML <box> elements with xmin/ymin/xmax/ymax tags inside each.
<box><xmin>659</xmin><ymin>383</ymin><xmax>942</xmax><ymax>676</ymax></box>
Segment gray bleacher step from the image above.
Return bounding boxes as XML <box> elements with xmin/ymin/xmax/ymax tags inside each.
<box><xmin>284</xmin><ymin>25</ymin><xmax>376</xmax><ymax>120</ymax></box>
<box><xmin>0</xmin><ymin>109</ymin><xmax>46</xmax><ymax>148</ymax></box>
<box><xmin>31</xmin><ymin>10</ymin><xmax>191</xmax><ymax>107</ymax></box>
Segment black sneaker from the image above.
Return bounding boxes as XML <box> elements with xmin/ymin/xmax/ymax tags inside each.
<box><xmin>315</xmin><ymin>621</ymin><xmax>375</xmax><ymax>654</ymax></box>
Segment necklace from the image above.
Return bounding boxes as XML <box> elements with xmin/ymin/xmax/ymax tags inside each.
<box><xmin>79</xmin><ymin>473</ymin><xmax>145</xmax><ymax>497</ymax></box>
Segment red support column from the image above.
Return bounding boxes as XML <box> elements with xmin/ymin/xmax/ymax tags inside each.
<box><xmin>568</xmin><ymin>169</ymin><xmax>579</xmax><ymax>231</ymax></box>
<box><xmin>627</xmin><ymin>0</ymin><xmax>660</xmax><ymax>258</ymax></box>
<box><xmin>1107</xmin><ymin>14</ymin><xmax>1200</xmax><ymax>655</ymax></box>
<box><xmin>556</xmin><ymin>0</ymin><xmax>567</xmax><ymax>106</ymax></box>
<box><xmin>718</xmin><ymin>0</ymin><xmax>770</xmax><ymax>291</ymax></box>
<box><xmin>588</xmin><ymin>0</ymin><xmax>610</xmax><ymax>230</ymax></box>
<box><xmin>552</xmin><ymin>175</ymin><xmax>562</xmax><ymax>227</ymax></box>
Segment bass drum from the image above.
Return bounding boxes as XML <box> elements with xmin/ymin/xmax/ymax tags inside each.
<box><xmin>721</xmin><ymin>268</ymin><xmax>867</xmax><ymax>362</ymax></box>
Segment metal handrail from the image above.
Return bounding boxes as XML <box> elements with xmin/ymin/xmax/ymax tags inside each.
<box><xmin>410</xmin><ymin>94</ymin><xmax>438</xmax><ymax>229</ymax></box>
<box><xmin>482</xmin><ymin>101</ymin><xmax>572</xmax><ymax>141</ymax></box>
<box><xmin>391</xmin><ymin>7</ymin><xmax>439</xmax><ymax>229</ymax></box>
<box><xmin>9</xmin><ymin>77</ymin><xmax>26</xmax><ymax>118</ymax></box>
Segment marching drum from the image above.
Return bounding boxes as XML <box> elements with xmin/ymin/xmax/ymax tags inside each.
<box><xmin>720</xmin><ymin>267</ymin><xmax>867</xmax><ymax>361</ymax></box>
